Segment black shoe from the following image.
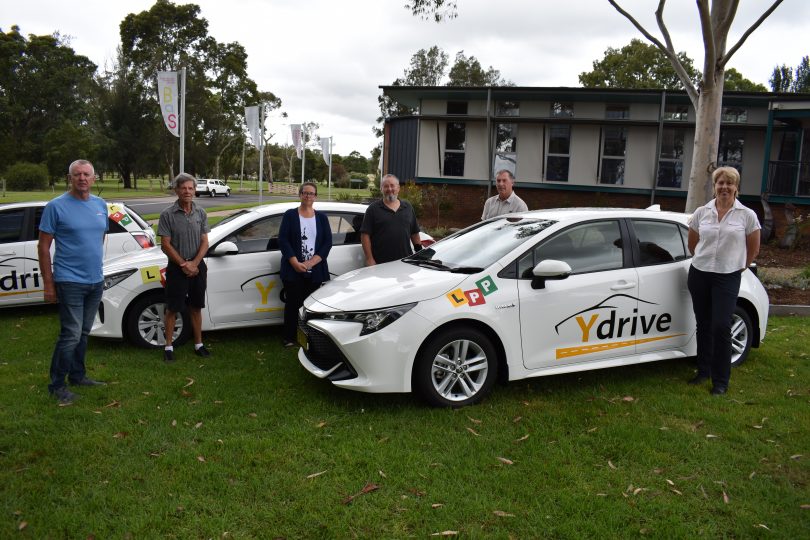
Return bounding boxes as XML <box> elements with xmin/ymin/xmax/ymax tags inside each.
<box><xmin>283</xmin><ymin>340</ymin><xmax>296</xmax><ymax>348</ymax></box>
<box><xmin>51</xmin><ymin>387</ymin><xmax>79</xmax><ymax>405</ymax></box>
<box><xmin>194</xmin><ymin>346</ymin><xmax>210</xmax><ymax>357</ymax></box>
<box><xmin>710</xmin><ymin>386</ymin><xmax>728</xmax><ymax>395</ymax></box>
<box><xmin>69</xmin><ymin>378</ymin><xmax>107</xmax><ymax>387</ymax></box>
<box><xmin>163</xmin><ymin>349</ymin><xmax>175</xmax><ymax>363</ymax></box>
<box><xmin>687</xmin><ymin>375</ymin><xmax>709</xmax><ymax>385</ymax></box>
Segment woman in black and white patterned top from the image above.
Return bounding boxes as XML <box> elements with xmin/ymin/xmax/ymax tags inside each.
<box><xmin>278</xmin><ymin>182</ymin><xmax>332</xmax><ymax>347</ymax></box>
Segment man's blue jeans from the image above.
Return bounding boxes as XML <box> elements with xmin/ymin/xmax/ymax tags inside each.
<box><xmin>48</xmin><ymin>281</ymin><xmax>104</xmax><ymax>393</ymax></box>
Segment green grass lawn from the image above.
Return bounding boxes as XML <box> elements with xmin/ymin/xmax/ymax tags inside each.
<box><xmin>1</xmin><ymin>307</ymin><xmax>807</xmax><ymax>538</ymax></box>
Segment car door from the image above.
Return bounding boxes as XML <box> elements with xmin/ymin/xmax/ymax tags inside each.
<box><xmin>322</xmin><ymin>211</ymin><xmax>365</xmax><ymax>276</ymax></box>
<box><xmin>0</xmin><ymin>208</ymin><xmax>30</xmax><ymax>305</ymax></box>
<box><xmin>630</xmin><ymin>219</ymin><xmax>694</xmax><ymax>353</ymax></box>
<box><xmin>206</xmin><ymin>214</ymin><xmax>285</xmax><ymax>325</ymax></box>
<box><xmin>516</xmin><ymin>220</ymin><xmax>641</xmax><ymax>370</ymax></box>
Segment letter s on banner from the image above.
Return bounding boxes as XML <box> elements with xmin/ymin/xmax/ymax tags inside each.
<box><xmin>157</xmin><ymin>71</ymin><xmax>180</xmax><ymax>138</ymax></box>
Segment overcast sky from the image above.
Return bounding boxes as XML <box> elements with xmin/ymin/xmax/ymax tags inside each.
<box><xmin>4</xmin><ymin>0</ymin><xmax>809</xmax><ymax>157</ymax></box>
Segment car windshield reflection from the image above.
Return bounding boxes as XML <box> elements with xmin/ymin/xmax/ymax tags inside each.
<box><xmin>405</xmin><ymin>217</ymin><xmax>557</xmax><ymax>269</ymax></box>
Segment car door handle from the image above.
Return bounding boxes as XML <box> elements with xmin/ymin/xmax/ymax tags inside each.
<box><xmin>610</xmin><ymin>281</ymin><xmax>636</xmax><ymax>290</ymax></box>
<box><xmin>0</xmin><ymin>251</ymin><xmax>16</xmax><ymax>256</ymax></box>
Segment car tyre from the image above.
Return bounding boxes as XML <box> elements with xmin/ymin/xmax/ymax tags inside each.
<box><xmin>225</xmin><ymin>189</ymin><xmax>230</xmax><ymax>197</ymax></box>
<box><xmin>730</xmin><ymin>306</ymin><xmax>753</xmax><ymax>367</ymax></box>
<box><xmin>209</xmin><ymin>190</ymin><xmax>215</xmax><ymax>197</ymax></box>
<box><xmin>126</xmin><ymin>293</ymin><xmax>191</xmax><ymax>349</ymax></box>
<box><xmin>414</xmin><ymin>327</ymin><xmax>497</xmax><ymax>407</ymax></box>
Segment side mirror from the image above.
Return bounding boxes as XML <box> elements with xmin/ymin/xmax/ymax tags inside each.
<box><xmin>531</xmin><ymin>259</ymin><xmax>572</xmax><ymax>290</ymax></box>
<box><xmin>211</xmin><ymin>241</ymin><xmax>238</xmax><ymax>256</ymax></box>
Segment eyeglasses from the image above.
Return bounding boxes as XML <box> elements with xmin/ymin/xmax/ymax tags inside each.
<box><xmin>300</xmin><ymin>191</ymin><xmax>317</xmax><ymax>197</ymax></box>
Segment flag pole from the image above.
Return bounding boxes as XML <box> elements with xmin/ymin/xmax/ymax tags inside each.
<box><xmin>179</xmin><ymin>67</ymin><xmax>186</xmax><ymax>173</ymax></box>
<box><xmin>258</xmin><ymin>104</ymin><xmax>264</xmax><ymax>204</ymax></box>
<box><xmin>301</xmin><ymin>122</ymin><xmax>306</xmax><ymax>185</ymax></box>
<box><xmin>327</xmin><ymin>137</ymin><xmax>332</xmax><ymax>201</ymax></box>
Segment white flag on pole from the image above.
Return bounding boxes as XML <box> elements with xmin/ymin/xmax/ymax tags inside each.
<box><xmin>157</xmin><ymin>71</ymin><xmax>180</xmax><ymax>137</ymax></box>
<box><xmin>320</xmin><ymin>137</ymin><xmax>331</xmax><ymax>166</ymax></box>
<box><xmin>291</xmin><ymin>124</ymin><xmax>303</xmax><ymax>159</ymax></box>
<box><xmin>245</xmin><ymin>106</ymin><xmax>262</xmax><ymax>148</ymax></box>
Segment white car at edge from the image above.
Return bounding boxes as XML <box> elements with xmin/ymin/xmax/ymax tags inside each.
<box><xmin>298</xmin><ymin>207</ymin><xmax>769</xmax><ymax>407</ymax></box>
<box><xmin>0</xmin><ymin>201</ymin><xmax>156</xmax><ymax>307</ymax></box>
<box><xmin>90</xmin><ymin>202</ymin><xmax>433</xmax><ymax>348</ymax></box>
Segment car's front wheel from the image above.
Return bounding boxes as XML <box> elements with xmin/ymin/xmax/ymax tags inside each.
<box><xmin>225</xmin><ymin>190</ymin><xmax>230</xmax><ymax>197</ymax></box>
<box><xmin>126</xmin><ymin>293</ymin><xmax>190</xmax><ymax>349</ymax></box>
<box><xmin>730</xmin><ymin>306</ymin><xmax>753</xmax><ymax>367</ymax></box>
<box><xmin>414</xmin><ymin>327</ymin><xmax>497</xmax><ymax>407</ymax></box>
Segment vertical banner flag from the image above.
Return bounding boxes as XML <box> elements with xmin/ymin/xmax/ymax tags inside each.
<box><xmin>245</xmin><ymin>106</ymin><xmax>262</xmax><ymax>148</ymax></box>
<box><xmin>291</xmin><ymin>124</ymin><xmax>303</xmax><ymax>159</ymax></box>
<box><xmin>156</xmin><ymin>71</ymin><xmax>180</xmax><ymax>137</ymax></box>
<box><xmin>320</xmin><ymin>137</ymin><xmax>331</xmax><ymax>166</ymax></box>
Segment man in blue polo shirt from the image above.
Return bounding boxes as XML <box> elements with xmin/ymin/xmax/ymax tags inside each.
<box><xmin>38</xmin><ymin>159</ymin><xmax>108</xmax><ymax>405</ymax></box>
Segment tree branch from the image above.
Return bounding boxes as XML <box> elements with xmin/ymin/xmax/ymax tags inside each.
<box><xmin>608</xmin><ymin>0</ymin><xmax>698</xmax><ymax>104</ymax></box>
<box><xmin>720</xmin><ymin>0</ymin><xmax>784</xmax><ymax>69</ymax></box>
<box><xmin>696</xmin><ymin>0</ymin><xmax>717</xmax><ymax>86</ymax></box>
<box><xmin>655</xmin><ymin>0</ymin><xmax>699</xmax><ymax>105</ymax></box>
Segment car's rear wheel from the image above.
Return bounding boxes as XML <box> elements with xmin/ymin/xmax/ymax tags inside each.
<box><xmin>126</xmin><ymin>293</ymin><xmax>190</xmax><ymax>349</ymax></box>
<box><xmin>209</xmin><ymin>190</ymin><xmax>215</xmax><ymax>197</ymax></box>
<box><xmin>414</xmin><ymin>327</ymin><xmax>497</xmax><ymax>407</ymax></box>
<box><xmin>730</xmin><ymin>306</ymin><xmax>753</xmax><ymax>367</ymax></box>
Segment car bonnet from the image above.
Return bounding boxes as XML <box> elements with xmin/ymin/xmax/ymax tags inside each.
<box><xmin>308</xmin><ymin>260</ymin><xmax>469</xmax><ymax>312</ymax></box>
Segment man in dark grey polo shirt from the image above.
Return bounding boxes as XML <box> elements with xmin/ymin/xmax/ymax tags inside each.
<box><xmin>360</xmin><ymin>174</ymin><xmax>422</xmax><ymax>265</ymax></box>
<box><xmin>157</xmin><ymin>173</ymin><xmax>210</xmax><ymax>362</ymax></box>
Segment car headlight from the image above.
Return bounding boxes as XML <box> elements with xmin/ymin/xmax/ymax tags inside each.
<box><xmin>318</xmin><ymin>303</ymin><xmax>416</xmax><ymax>336</ymax></box>
<box><xmin>103</xmin><ymin>269</ymin><xmax>138</xmax><ymax>290</ymax></box>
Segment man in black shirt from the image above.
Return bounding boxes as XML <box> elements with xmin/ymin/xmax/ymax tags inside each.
<box><xmin>360</xmin><ymin>174</ymin><xmax>422</xmax><ymax>265</ymax></box>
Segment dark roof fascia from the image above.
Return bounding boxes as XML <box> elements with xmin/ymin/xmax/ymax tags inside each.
<box><xmin>380</xmin><ymin>85</ymin><xmax>807</xmax><ymax>109</ymax></box>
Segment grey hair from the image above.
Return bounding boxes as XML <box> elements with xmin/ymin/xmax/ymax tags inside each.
<box><xmin>495</xmin><ymin>169</ymin><xmax>515</xmax><ymax>181</ymax></box>
<box><xmin>68</xmin><ymin>159</ymin><xmax>94</xmax><ymax>176</ymax></box>
<box><xmin>174</xmin><ymin>172</ymin><xmax>197</xmax><ymax>189</ymax></box>
<box><xmin>381</xmin><ymin>174</ymin><xmax>400</xmax><ymax>186</ymax></box>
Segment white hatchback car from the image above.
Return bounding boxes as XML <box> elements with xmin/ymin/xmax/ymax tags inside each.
<box><xmin>195</xmin><ymin>179</ymin><xmax>230</xmax><ymax>197</ymax></box>
<box><xmin>298</xmin><ymin>207</ymin><xmax>770</xmax><ymax>407</ymax></box>
<box><xmin>90</xmin><ymin>202</ymin><xmax>434</xmax><ymax>348</ymax></box>
<box><xmin>0</xmin><ymin>201</ymin><xmax>156</xmax><ymax>307</ymax></box>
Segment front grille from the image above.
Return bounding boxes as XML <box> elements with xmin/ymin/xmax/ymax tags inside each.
<box><xmin>298</xmin><ymin>321</ymin><xmax>357</xmax><ymax>381</ymax></box>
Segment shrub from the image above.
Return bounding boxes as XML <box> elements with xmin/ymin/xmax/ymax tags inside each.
<box><xmin>3</xmin><ymin>162</ymin><xmax>49</xmax><ymax>191</ymax></box>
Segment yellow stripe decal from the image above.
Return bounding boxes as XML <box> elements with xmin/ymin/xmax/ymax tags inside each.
<box><xmin>255</xmin><ymin>307</ymin><xmax>284</xmax><ymax>313</ymax></box>
<box><xmin>556</xmin><ymin>334</ymin><xmax>686</xmax><ymax>360</ymax></box>
<box><xmin>0</xmin><ymin>290</ymin><xmax>41</xmax><ymax>298</ymax></box>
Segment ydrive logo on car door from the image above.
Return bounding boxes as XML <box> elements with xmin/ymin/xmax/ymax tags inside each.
<box><xmin>553</xmin><ymin>294</ymin><xmax>684</xmax><ymax>360</ymax></box>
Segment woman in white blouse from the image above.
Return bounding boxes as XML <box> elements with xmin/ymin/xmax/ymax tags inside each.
<box><xmin>687</xmin><ymin>166</ymin><xmax>760</xmax><ymax>395</ymax></box>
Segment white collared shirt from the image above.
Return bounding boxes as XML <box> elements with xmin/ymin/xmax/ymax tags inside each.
<box><xmin>481</xmin><ymin>192</ymin><xmax>528</xmax><ymax>220</ymax></box>
<box><xmin>689</xmin><ymin>198</ymin><xmax>760</xmax><ymax>273</ymax></box>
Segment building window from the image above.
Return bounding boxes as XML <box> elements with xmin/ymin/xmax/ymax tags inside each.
<box><xmin>551</xmin><ymin>102</ymin><xmax>573</xmax><ymax>117</ymax></box>
<box><xmin>496</xmin><ymin>101</ymin><xmax>519</xmax><ymax>117</ymax></box>
<box><xmin>606</xmin><ymin>105</ymin><xmax>630</xmax><ymax>119</ymax></box>
<box><xmin>447</xmin><ymin>101</ymin><xmax>468</xmax><ymax>115</ymax></box>
<box><xmin>443</xmin><ymin>122</ymin><xmax>465</xmax><ymax>176</ymax></box>
<box><xmin>721</xmin><ymin>107</ymin><xmax>747</xmax><ymax>123</ymax></box>
<box><xmin>718</xmin><ymin>129</ymin><xmax>744</xmax><ymax>174</ymax></box>
<box><xmin>664</xmin><ymin>104</ymin><xmax>688</xmax><ymax>121</ymax></box>
<box><xmin>546</xmin><ymin>125</ymin><xmax>570</xmax><ymax>182</ymax></box>
<box><xmin>657</xmin><ymin>128</ymin><xmax>686</xmax><ymax>188</ymax></box>
<box><xmin>494</xmin><ymin>123</ymin><xmax>517</xmax><ymax>177</ymax></box>
<box><xmin>600</xmin><ymin>127</ymin><xmax>626</xmax><ymax>184</ymax></box>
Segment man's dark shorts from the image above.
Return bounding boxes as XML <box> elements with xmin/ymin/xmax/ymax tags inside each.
<box><xmin>165</xmin><ymin>261</ymin><xmax>207</xmax><ymax>313</ymax></box>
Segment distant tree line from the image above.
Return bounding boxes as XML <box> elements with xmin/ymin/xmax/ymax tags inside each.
<box><xmin>0</xmin><ymin>0</ymin><xmax>375</xmax><ymax>191</ymax></box>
